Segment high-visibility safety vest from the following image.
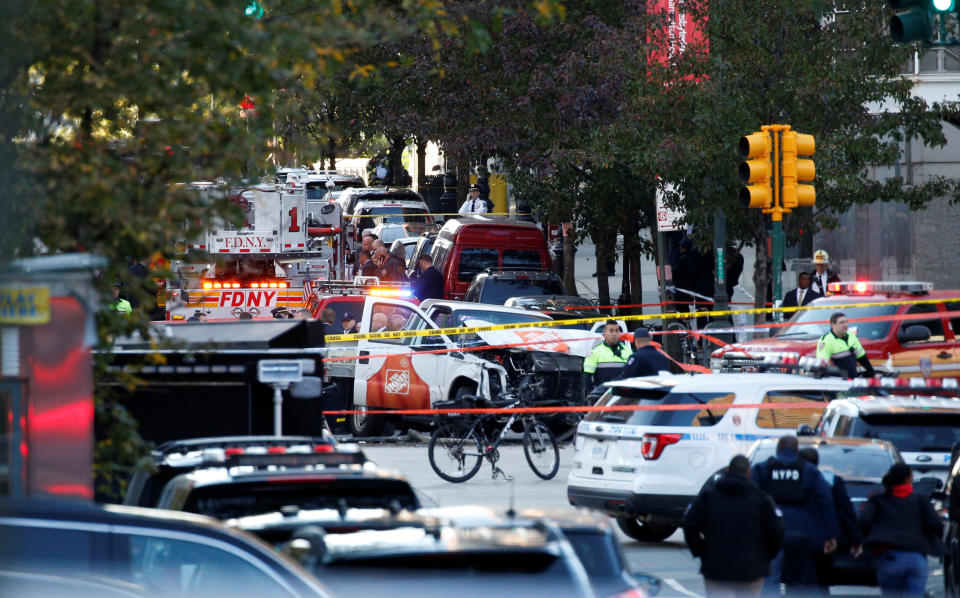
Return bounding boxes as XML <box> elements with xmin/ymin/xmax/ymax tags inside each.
<box><xmin>816</xmin><ymin>330</ymin><xmax>865</xmax><ymax>378</ymax></box>
<box><xmin>115</xmin><ymin>298</ymin><xmax>132</xmax><ymax>313</ymax></box>
<box><xmin>584</xmin><ymin>341</ymin><xmax>632</xmax><ymax>385</ymax></box>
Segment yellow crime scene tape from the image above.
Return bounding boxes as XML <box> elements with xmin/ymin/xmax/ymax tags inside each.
<box><xmin>322</xmin><ymin>296</ymin><xmax>954</xmax><ymax>343</ymax></box>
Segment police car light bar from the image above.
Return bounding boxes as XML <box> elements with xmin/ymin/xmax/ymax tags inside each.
<box><xmin>851</xmin><ymin>376</ymin><xmax>959</xmax><ymax>389</ymax></box>
<box><xmin>827</xmin><ymin>281</ymin><xmax>933</xmax><ymax>295</ymax></box>
<box><xmin>202</xmin><ymin>281</ymin><xmax>289</xmax><ymax>289</ymax></box>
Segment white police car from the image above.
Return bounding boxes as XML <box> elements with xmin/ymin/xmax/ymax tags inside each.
<box><xmin>816</xmin><ymin>377</ymin><xmax>960</xmax><ymax>487</ymax></box>
<box><xmin>566</xmin><ymin>373</ymin><xmax>853</xmax><ymax>542</ymax></box>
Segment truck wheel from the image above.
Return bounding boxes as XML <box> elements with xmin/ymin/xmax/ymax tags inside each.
<box><xmin>349</xmin><ymin>401</ymin><xmax>384</xmax><ymax>437</ymax></box>
<box><xmin>615</xmin><ymin>517</ymin><xmax>677</xmax><ymax>542</ymax></box>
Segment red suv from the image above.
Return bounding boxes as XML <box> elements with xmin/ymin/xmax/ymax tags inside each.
<box><xmin>711</xmin><ymin>281</ymin><xmax>960</xmax><ymax>377</ymax></box>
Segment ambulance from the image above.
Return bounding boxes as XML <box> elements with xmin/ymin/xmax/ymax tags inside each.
<box><xmin>166</xmin><ymin>178</ymin><xmax>347</xmax><ymax>320</ymax></box>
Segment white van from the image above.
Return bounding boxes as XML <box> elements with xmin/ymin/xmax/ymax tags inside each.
<box><xmin>567</xmin><ymin>373</ymin><xmax>853</xmax><ymax>541</ymax></box>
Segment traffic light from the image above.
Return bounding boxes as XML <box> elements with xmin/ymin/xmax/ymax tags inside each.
<box><xmin>781</xmin><ymin>131</ymin><xmax>816</xmax><ymax>211</ymax></box>
<box><xmin>244</xmin><ymin>1</ymin><xmax>264</xmax><ymax>18</ymax></box>
<box><xmin>888</xmin><ymin>0</ymin><xmax>932</xmax><ymax>43</ymax></box>
<box><xmin>738</xmin><ymin>132</ymin><xmax>773</xmax><ymax>210</ymax></box>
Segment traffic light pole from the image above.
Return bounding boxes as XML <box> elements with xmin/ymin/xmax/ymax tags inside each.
<box><xmin>770</xmin><ymin>125</ymin><xmax>784</xmax><ymax>315</ymax></box>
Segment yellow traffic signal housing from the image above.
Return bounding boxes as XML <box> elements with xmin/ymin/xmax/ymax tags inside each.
<box><xmin>781</xmin><ymin>131</ymin><xmax>815</xmax><ymax>211</ymax></box>
<box><xmin>738</xmin><ymin>132</ymin><xmax>773</xmax><ymax>210</ymax></box>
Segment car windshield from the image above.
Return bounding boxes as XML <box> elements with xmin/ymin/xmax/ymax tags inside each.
<box><xmin>479</xmin><ymin>279</ymin><xmax>565</xmax><ymax>305</ymax></box>
<box><xmin>378</xmin><ymin>227</ymin><xmax>408</xmax><ymax>244</ymax></box>
<box><xmin>750</xmin><ymin>444</ymin><xmax>896</xmax><ymax>480</ymax></box>
<box><xmin>563</xmin><ymin>530</ymin><xmax>621</xmax><ymax>579</ymax></box>
<box><xmin>852</xmin><ymin>413</ymin><xmax>960</xmax><ymax>452</ymax></box>
<box><xmin>585</xmin><ymin>388</ymin><xmax>734</xmax><ymax>427</ymax></box>
<box><xmin>775</xmin><ymin>303</ymin><xmax>898</xmax><ymax>340</ymax></box>
<box><xmin>365</xmin><ymin>207</ymin><xmax>431</xmax><ymax>224</ymax></box>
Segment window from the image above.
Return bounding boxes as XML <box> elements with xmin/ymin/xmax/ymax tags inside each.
<box><xmin>947</xmin><ymin>302</ymin><xmax>960</xmax><ymax>339</ymax></box>
<box><xmin>369</xmin><ymin>304</ymin><xmax>438</xmax><ymax>346</ymax></box>
<box><xmin>502</xmin><ymin>250</ymin><xmax>542</xmax><ymax>270</ymax></box>
<box><xmin>478</xmin><ymin>278</ymin><xmax>565</xmax><ymax>305</ymax></box>
<box><xmin>901</xmin><ymin>304</ymin><xmax>945</xmax><ymax>343</ymax></box>
<box><xmin>127</xmin><ymin>535</ymin><xmax>294</xmax><ymax>597</ymax></box>
<box><xmin>776</xmin><ymin>304</ymin><xmax>897</xmax><ymax>340</ymax></box>
<box><xmin>0</xmin><ymin>524</ymin><xmax>108</xmax><ymax>573</ymax></box>
<box><xmin>755</xmin><ymin>390</ymin><xmax>828</xmax><ymax>429</ymax></box>
<box><xmin>853</xmin><ymin>413</ymin><xmax>960</xmax><ymax>452</ymax></box>
<box><xmin>584</xmin><ymin>388</ymin><xmax>734</xmax><ymax>427</ymax></box>
<box><xmin>457</xmin><ymin>249</ymin><xmax>499</xmax><ymax>281</ymax></box>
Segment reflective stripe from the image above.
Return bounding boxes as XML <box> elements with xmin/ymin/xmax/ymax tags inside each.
<box><xmin>830</xmin><ymin>350</ymin><xmax>852</xmax><ymax>359</ymax></box>
<box><xmin>596</xmin><ymin>362</ymin><xmax>625</xmax><ymax>369</ymax></box>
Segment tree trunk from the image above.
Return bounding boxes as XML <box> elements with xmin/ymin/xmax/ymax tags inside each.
<box><xmin>563</xmin><ymin>224</ymin><xmax>576</xmax><ymax>295</ymax></box>
<box><xmin>594</xmin><ymin>230</ymin><xmax>611</xmax><ymax>309</ymax></box>
<box><xmin>416</xmin><ymin>137</ymin><xmax>427</xmax><ymax>194</ymax></box>
<box><xmin>327</xmin><ymin>136</ymin><xmax>337</xmax><ymax>171</ymax></box>
<box><xmin>753</xmin><ymin>218</ymin><xmax>770</xmax><ymax>327</ymax></box>
<box><xmin>387</xmin><ymin>135</ymin><xmax>405</xmax><ymax>185</ymax></box>
<box><xmin>621</xmin><ymin>218</ymin><xmax>643</xmax><ymax>319</ymax></box>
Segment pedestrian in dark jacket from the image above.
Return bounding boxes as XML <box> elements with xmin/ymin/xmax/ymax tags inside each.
<box><xmin>799</xmin><ymin>447</ymin><xmax>863</xmax><ymax>591</ymax></box>
<box><xmin>683</xmin><ymin>455</ymin><xmax>785</xmax><ymax>598</ymax></box>
<box><xmin>752</xmin><ymin>435</ymin><xmax>839</xmax><ymax>596</ymax></box>
<box><xmin>374</xmin><ymin>247</ymin><xmax>407</xmax><ymax>282</ymax></box>
<box><xmin>672</xmin><ymin>238</ymin><xmax>699</xmax><ymax>309</ymax></box>
<box><xmin>412</xmin><ymin>255</ymin><xmax>444</xmax><ymax>301</ymax></box>
<box><xmin>616</xmin><ymin>327</ymin><xmax>673</xmax><ymax>380</ymax></box>
<box><xmin>859</xmin><ymin>463</ymin><xmax>943</xmax><ymax>598</ymax></box>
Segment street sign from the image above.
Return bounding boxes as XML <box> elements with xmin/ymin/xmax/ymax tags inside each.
<box><xmin>655</xmin><ymin>183</ymin><xmax>686</xmax><ymax>232</ymax></box>
<box><xmin>0</xmin><ymin>285</ymin><xmax>51</xmax><ymax>325</ymax></box>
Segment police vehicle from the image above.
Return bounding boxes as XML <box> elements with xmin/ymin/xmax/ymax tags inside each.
<box><xmin>815</xmin><ymin>377</ymin><xmax>960</xmax><ymax>487</ymax></box>
<box><xmin>566</xmin><ymin>373</ymin><xmax>853</xmax><ymax>542</ymax></box>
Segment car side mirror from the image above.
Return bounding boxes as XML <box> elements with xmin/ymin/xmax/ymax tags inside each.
<box><xmin>796</xmin><ymin>424</ymin><xmax>815</xmax><ymax>436</ymax></box>
<box><xmin>899</xmin><ymin>324</ymin><xmax>931</xmax><ymax>344</ymax></box>
<box><xmin>289</xmin><ymin>376</ymin><xmax>323</xmax><ymax>399</ymax></box>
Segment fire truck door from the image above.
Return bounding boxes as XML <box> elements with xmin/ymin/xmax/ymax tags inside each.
<box><xmin>354</xmin><ymin>299</ymin><xmax>443</xmax><ymax>411</ymax></box>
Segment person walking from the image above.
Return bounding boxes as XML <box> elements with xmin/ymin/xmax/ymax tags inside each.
<box><xmin>781</xmin><ymin>272</ymin><xmax>822</xmax><ymax>309</ymax></box>
<box><xmin>684</xmin><ymin>455</ymin><xmax>785</xmax><ymax>598</ymax></box>
<box><xmin>458</xmin><ymin>185</ymin><xmax>488</xmax><ymax>215</ymax></box>
<box><xmin>811</xmin><ymin>250</ymin><xmax>840</xmax><ymax>296</ymax></box>
<box><xmin>859</xmin><ymin>463</ymin><xmax>943</xmax><ymax>598</ymax></box>
<box><xmin>616</xmin><ymin>327</ymin><xmax>673</xmax><ymax>379</ymax></box>
<box><xmin>799</xmin><ymin>447</ymin><xmax>863</xmax><ymax>592</ymax></box>
<box><xmin>752</xmin><ymin>435</ymin><xmax>839</xmax><ymax>596</ymax></box>
<box><xmin>583</xmin><ymin>320</ymin><xmax>632</xmax><ymax>390</ymax></box>
<box><xmin>816</xmin><ymin>312</ymin><xmax>875</xmax><ymax>379</ymax></box>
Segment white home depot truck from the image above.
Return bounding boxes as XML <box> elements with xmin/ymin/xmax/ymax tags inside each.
<box><xmin>166</xmin><ymin>179</ymin><xmax>346</xmax><ymax>320</ymax></box>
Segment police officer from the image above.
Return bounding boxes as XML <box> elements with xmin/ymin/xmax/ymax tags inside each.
<box><xmin>617</xmin><ymin>327</ymin><xmax>672</xmax><ymax>380</ymax></box>
<box><xmin>816</xmin><ymin>312</ymin><xmax>875</xmax><ymax>379</ymax></box>
<box><xmin>752</xmin><ymin>436</ymin><xmax>839</xmax><ymax>596</ymax></box>
<box><xmin>584</xmin><ymin>320</ymin><xmax>632</xmax><ymax>390</ymax></box>
<box><xmin>113</xmin><ymin>281</ymin><xmax>132</xmax><ymax>313</ymax></box>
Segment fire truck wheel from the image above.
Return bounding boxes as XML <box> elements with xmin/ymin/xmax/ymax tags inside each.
<box><xmin>349</xmin><ymin>400</ymin><xmax>384</xmax><ymax>437</ymax></box>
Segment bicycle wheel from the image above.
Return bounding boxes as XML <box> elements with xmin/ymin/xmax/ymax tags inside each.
<box><xmin>523</xmin><ymin>420</ymin><xmax>560</xmax><ymax>480</ymax></box>
<box><xmin>428</xmin><ymin>420</ymin><xmax>483</xmax><ymax>483</ymax></box>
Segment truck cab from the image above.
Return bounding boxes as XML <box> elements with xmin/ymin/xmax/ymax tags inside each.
<box><xmin>711</xmin><ymin>281</ymin><xmax>960</xmax><ymax>377</ymax></box>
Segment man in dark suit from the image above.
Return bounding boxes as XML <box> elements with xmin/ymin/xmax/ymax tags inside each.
<box><xmin>782</xmin><ymin>271</ymin><xmax>821</xmax><ymax>309</ymax></box>
<box><xmin>412</xmin><ymin>254</ymin><xmax>445</xmax><ymax>301</ymax></box>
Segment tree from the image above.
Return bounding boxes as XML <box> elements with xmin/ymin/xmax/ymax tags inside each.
<box><xmin>659</xmin><ymin>0</ymin><xmax>960</xmax><ymax>316</ymax></box>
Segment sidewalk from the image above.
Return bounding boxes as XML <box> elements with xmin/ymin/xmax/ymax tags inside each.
<box><xmin>571</xmin><ymin>235</ymin><xmax>757</xmax><ymax>317</ymax></box>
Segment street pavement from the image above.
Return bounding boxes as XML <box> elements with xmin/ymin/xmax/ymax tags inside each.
<box><xmin>363</xmin><ymin>443</ymin><xmax>944</xmax><ymax>598</ymax></box>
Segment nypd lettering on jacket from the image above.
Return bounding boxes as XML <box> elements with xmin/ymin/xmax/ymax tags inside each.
<box><xmin>771</xmin><ymin>468</ymin><xmax>801</xmax><ymax>481</ymax></box>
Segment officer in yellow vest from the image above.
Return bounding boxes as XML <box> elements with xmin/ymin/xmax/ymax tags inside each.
<box><xmin>816</xmin><ymin>312</ymin><xmax>875</xmax><ymax>378</ymax></box>
<box><xmin>113</xmin><ymin>281</ymin><xmax>132</xmax><ymax>314</ymax></box>
<box><xmin>584</xmin><ymin>320</ymin><xmax>632</xmax><ymax>389</ymax></box>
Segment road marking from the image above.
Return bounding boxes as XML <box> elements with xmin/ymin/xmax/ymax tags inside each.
<box><xmin>664</xmin><ymin>578</ymin><xmax>704</xmax><ymax>598</ymax></box>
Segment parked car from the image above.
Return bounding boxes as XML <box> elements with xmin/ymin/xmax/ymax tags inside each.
<box><xmin>372</xmin><ymin>222</ymin><xmax>439</xmax><ymax>246</ymax></box>
<box><xmin>407</xmin><ymin>231</ymin><xmax>438</xmax><ymax>276</ymax></box>
<box><xmin>431</xmin><ymin>216</ymin><xmax>552</xmax><ymax>300</ymax></box>
<box><xmin>337</xmin><ymin>187</ymin><xmax>426</xmax><ymax>216</ymax></box>
<box><xmin>747</xmin><ymin>436</ymin><xmax>902</xmax><ymax>586</ymax></box>
<box><xmin>281</xmin><ymin>514</ymin><xmax>596</xmax><ymax>598</ymax></box>
<box><xmin>0</xmin><ymin>497</ymin><xmax>333</xmax><ymax>598</ymax></box>
<box><xmin>464</xmin><ymin>270</ymin><xmax>565</xmax><ymax>305</ymax></box>
<box><xmin>567</xmin><ymin>373</ymin><xmax>853</xmax><ymax>542</ymax></box>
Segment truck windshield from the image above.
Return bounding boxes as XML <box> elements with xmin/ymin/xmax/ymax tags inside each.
<box><xmin>775</xmin><ymin>304</ymin><xmax>898</xmax><ymax>340</ymax></box>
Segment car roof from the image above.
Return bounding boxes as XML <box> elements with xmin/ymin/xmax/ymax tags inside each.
<box><xmin>173</xmin><ymin>460</ymin><xmax>404</xmax><ymax>489</ymax></box>
<box><xmin>440</xmin><ymin>215</ymin><xmax>542</xmax><ymax>230</ymax></box>
<box><xmin>419</xmin><ymin>299</ymin><xmax>553</xmax><ymax>318</ymax></box>
<box><xmin>606</xmin><ymin>372</ymin><xmax>855</xmax><ymax>392</ymax></box>
<box><xmin>830</xmin><ymin>395</ymin><xmax>960</xmax><ymax>415</ymax></box>
<box><xmin>0</xmin><ymin>496</ymin><xmax>237</xmax><ymax>535</ymax></box>
<box><xmin>476</xmin><ymin>270</ymin><xmax>559</xmax><ymax>280</ymax></box>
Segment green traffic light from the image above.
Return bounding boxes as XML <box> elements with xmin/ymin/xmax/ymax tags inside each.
<box><xmin>932</xmin><ymin>0</ymin><xmax>955</xmax><ymax>11</ymax></box>
<box><xmin>244</xmin><ymin>1</ymin><xmax>264</xmax><ymax>18</ymax></box>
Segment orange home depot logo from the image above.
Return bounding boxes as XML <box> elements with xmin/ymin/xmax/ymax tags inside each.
<box><xmin>367</xmin><ymin>354</ymin><xmax>430</xmax><ymax>410</ymax></box>
<box><xmin>515</xmin><ymin>330</ymin><xmax>570</xmax><ymax>353</ymax></box>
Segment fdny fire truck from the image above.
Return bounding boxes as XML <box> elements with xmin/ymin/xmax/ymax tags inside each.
<box><xmin>166</xmin><ymin>177</ymin><xmax>347</xmax><ymax>320</ymax></box>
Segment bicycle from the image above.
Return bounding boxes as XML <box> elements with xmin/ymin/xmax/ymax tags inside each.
<box><xmin>427</xmin><ymin>384</ymin><xmax>560</xmax><ymax>483</ymax></box>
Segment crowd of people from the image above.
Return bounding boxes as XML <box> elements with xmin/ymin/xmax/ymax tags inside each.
<box><xmin>683</xmin><ymin>437</ymin><xmax>942</xmax><ymax>598</ymax></box>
